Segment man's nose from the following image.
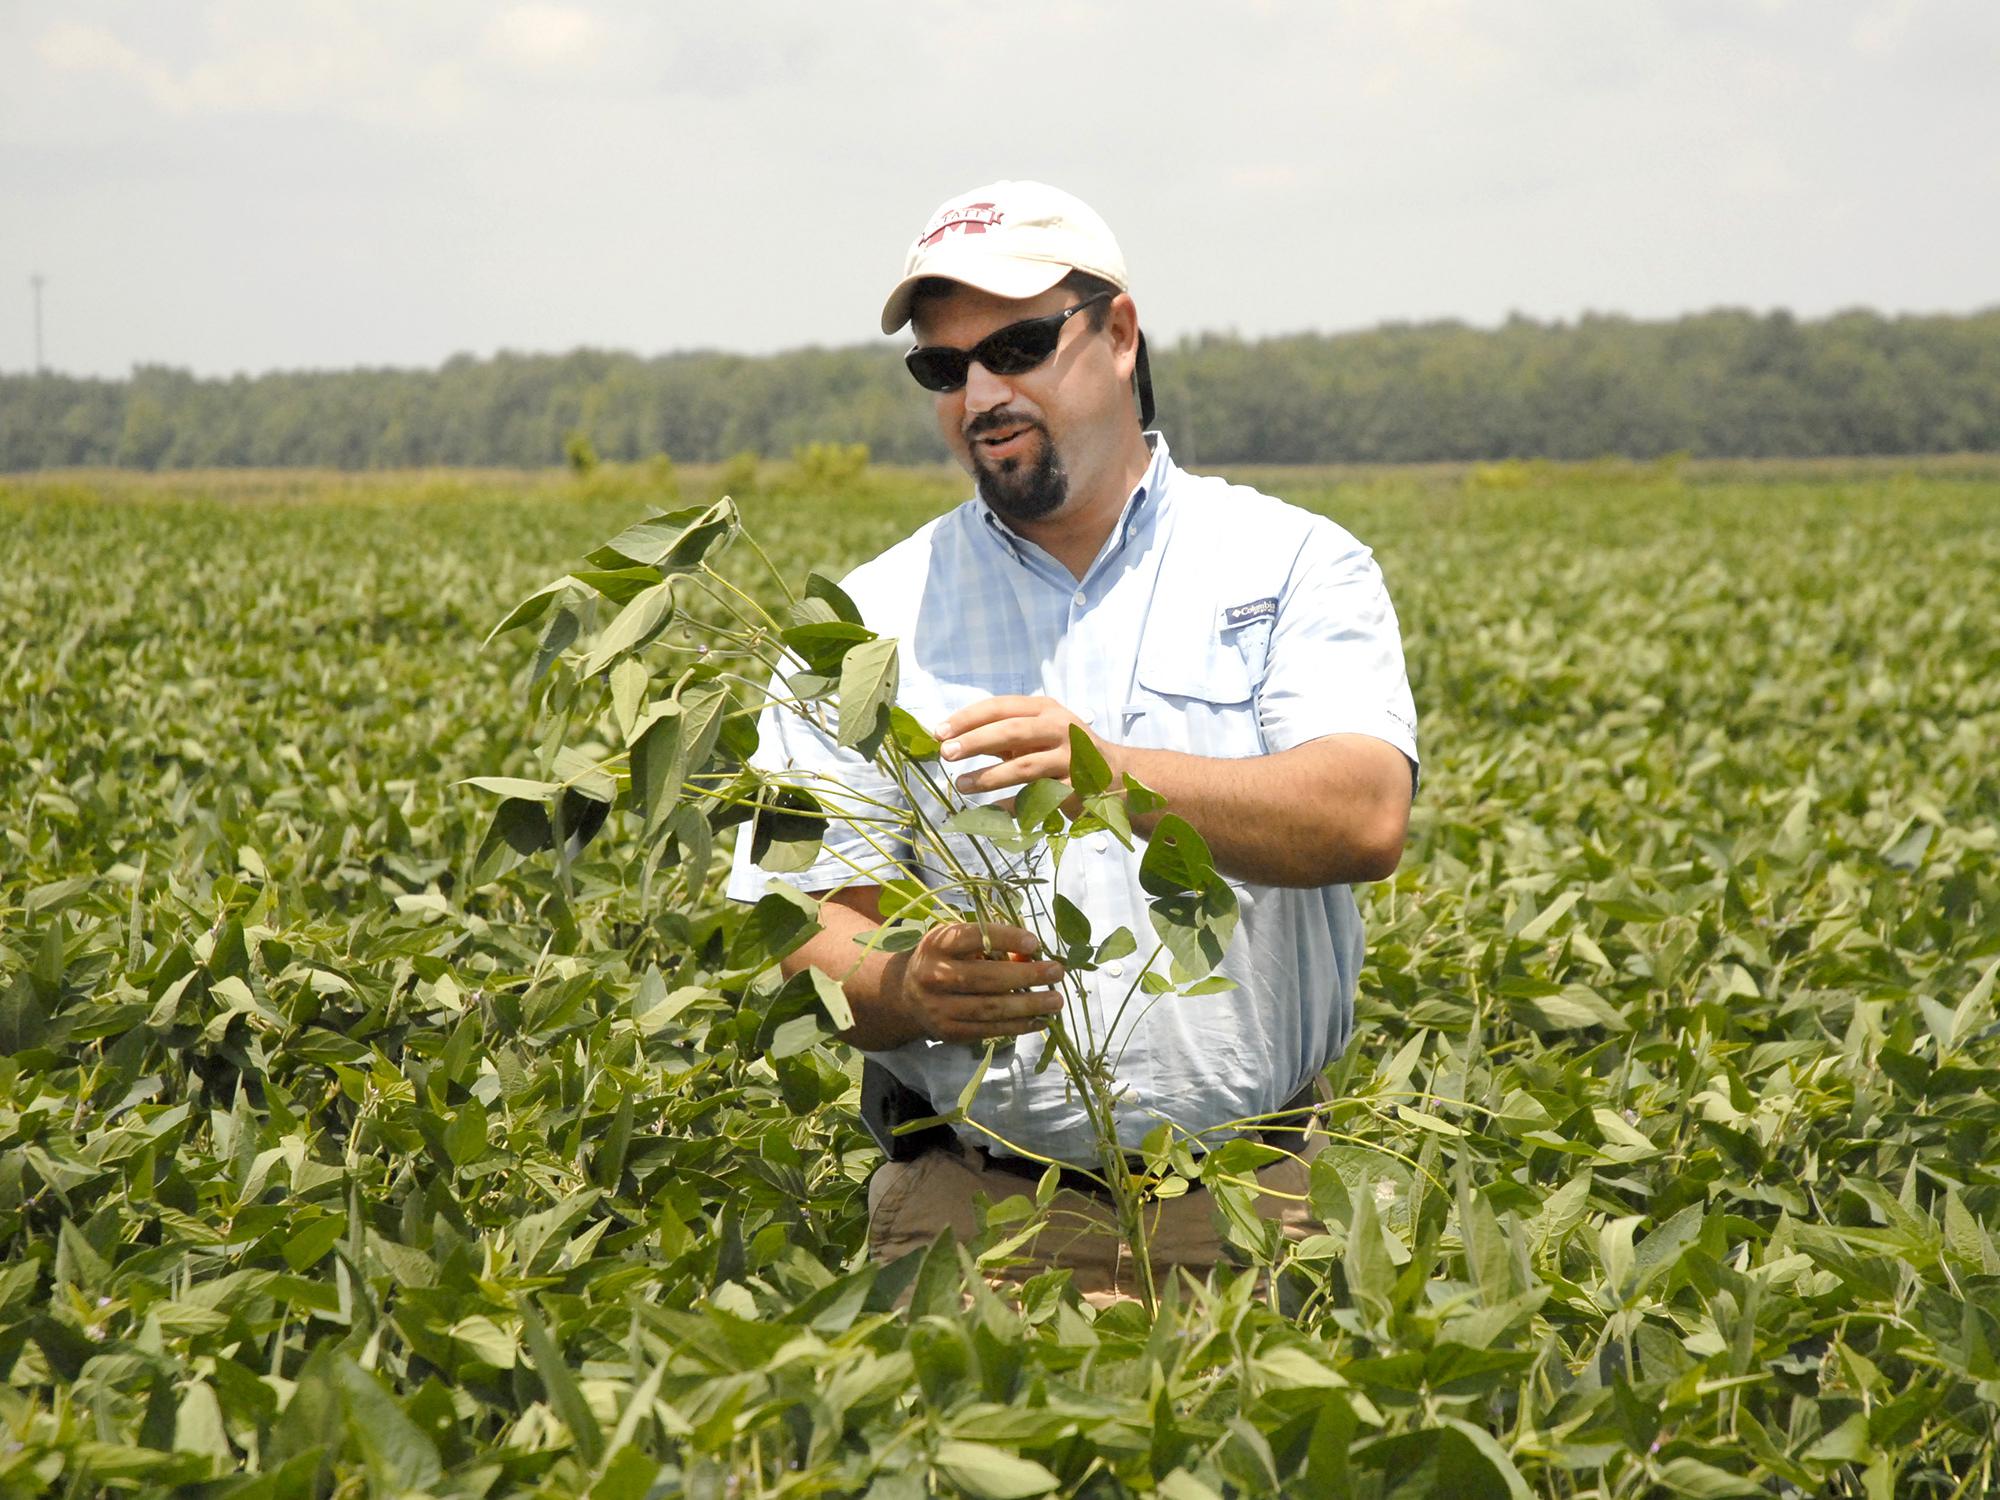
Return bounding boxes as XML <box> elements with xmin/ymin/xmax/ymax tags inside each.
<box><xmin>963</xmin><ymin>360</ymin><xmax>1012</xmax><ymax>414</ymax></box>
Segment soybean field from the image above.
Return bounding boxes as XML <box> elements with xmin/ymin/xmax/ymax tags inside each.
<box><xmin>2</xmin><ymin>457</ymin><xmax>1997</xmax><ymax>1498</ymax></box>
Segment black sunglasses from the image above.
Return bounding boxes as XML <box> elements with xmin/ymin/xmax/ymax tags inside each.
<box><xmin>904</xmin><ymin>292</ymin><xmax>1112</xmax><ymax>393</ymax></box>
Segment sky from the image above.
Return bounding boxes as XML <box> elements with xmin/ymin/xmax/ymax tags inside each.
<box><xmin>2</xmin><ymin>0</ymin><xmax>1996</xmax><ymax>379</ymax></box>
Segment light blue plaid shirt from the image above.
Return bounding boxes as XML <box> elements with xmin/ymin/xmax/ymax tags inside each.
<box><xmin>728</xmin><ymin>435</ymin><xmax>1419</xmax><ymax>1162</ymax></box>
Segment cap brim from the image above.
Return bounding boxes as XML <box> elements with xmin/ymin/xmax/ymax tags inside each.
<box><xmin>879</xmin><ymin>252</ymin><xmax>1073</xmax><ymax>335</ymax></box>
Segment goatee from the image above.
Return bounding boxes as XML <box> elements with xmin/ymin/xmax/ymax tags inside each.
<box><xmin>975</xmin><ymin>425</ymin><xmax>1069</xmax><ymax>524</ymax></box>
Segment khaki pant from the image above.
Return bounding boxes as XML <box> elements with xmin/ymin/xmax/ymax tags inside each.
<box><xmin>866</xmin><ymin>1116</ymin><xmax>1326</xmax><ymax>1308</ymax></box>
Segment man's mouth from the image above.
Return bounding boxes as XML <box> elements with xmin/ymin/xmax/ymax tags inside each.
<box><xmin>973</xmin><ymin>424</ymin><xmax>1034</xmax><ymax>458</ymax></box>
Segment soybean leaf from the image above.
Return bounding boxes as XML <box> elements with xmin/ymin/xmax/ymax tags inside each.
<box><xmin>1053</xmin><ymin>895</ymin><xmax>1091</xmax><ymax>949</ymax></box>
<box><xmin>1141</xmin><ymin>815</ymin><xmax>1237</xmax><ymax>979</ymax></box>
<box><xmin>1014</xmin><ymin>777</ymin><xmax>1071</xmax><ymax>832</ymax></box>
<box><xmin>568</xmin><ymin>565</ymin><xmax>664</xmax><ymax>605</ymax></box>
<box><xmin>732</xmin><ymin>885</ymin><xmax>822</xmax><ymax>967</ymax></box>
<box><xmin>780</xmin><ymin>621</ymin><xmax>877</xmax><ymax>675</ymax></box>
<box><xmin>1352</xmin><ymin>1416</ymin><xmax>1533</xmax><ymax>1500</ymax></box>
<box><xmin>1068</xmin><ymin>724</ymin><xmax>1112</xmax><ymax>797</ymax></box>
<box><xmin>769</xmin><ymin>1012</ymin><xmax>830</xmax><ymax>1059</ymax></box>
<box><xmin>1139</xmin><ymin>814</ymin><xmax>1220</xmax><ymax>897</ymax></box>
<box><xmin>443</xmin><ymin>1100</ymin><xmax>488</xmax><ymax>1168</ymax></box>
<box><xmin>1179</xmin><ymin>974</ymin><xmax>1235</xmax><ymax>996</ymax></box>
<box><xmin>808</xmin><ymin>967</ymin><xmax>855</xmax><ymax>1031</ymax></box>
<box><xmin>1506</xmin><ymin>987</ymin><xmax>1630</xmax><ymax>1034</ymax></box>
<box><xmin>484</xmin><ymin>575</ymin><xmax>576</xmax><ymax>644</ymax></box>
<box><xmin>587</xmin><ymin>500</ymin><xmax>736</xmax><ymax>572</ymax></box>
<box><xmin>677</xmin><ymin>679</ymin><xmax>732</xmax><ymax>775</ymax></box>
<box><xmin>933</xmin><ymin>1440</ymin><xmax>1060</xmax><ymax>1499</ymax></box>
<box><xmin>946</xmin><ymin>806</ymin><xmax>1022</xmax><ymax>841</ymax></box>
<box><xmin>557</xmin><ymin>787</ymin><xmax>610</xmax><ymax>857</ymax></box>
<box><xmin>890</xmin><ymin>706</ymin><xmax>941</xmax><ymax>759</ymax></box>
<box><xmin>805</xmin><ymin>571</ymin><xmax>864</xmax><ymax>624</ymax></box>
<box><xmin>473</xmin><ymin>798</ymin><xmax>553</xmax><ymax>882</ymax></box>
<box><xmin>517</xmin><ymin>1298</ymin><xmax>604</xmax><ymax>1467</ymax></box>
<box><xmin>609</xmin><ymin>657</ymin><xmax>648</xmax><ymax>740</ymax></box>
<box><xmin>787</xmin><ymin>669</ymin><xmax>837</xmax><ymax>700</ymax></box>
<box><xmin>879</xmin><ymin>879</ymin><xmax>947</xmax><ymax>922</ymax></box>
<box><xmin>328</xmin><ymin>1356</ymin><xmax>445</xmax><ymax>1491</ymax></box>
<box><xmin>1077</xmin><ymin>790</ymin><xmax>1133</xmax><ymax>846</ymax></box>
<box><xmin>749</xmin><ymin>786</ymin><xmax>827</xmax><ymax>874</ymax></box>
<box><xmin>461</xmin><ymin>776</ymin><xmax>562</xmax><ymax>800</ymax></box>
<box><xmin>1094</xmin><ymin>926</ymin><xmax>1137</xmax><ymax>964</ymax></box>
<box><xmin>1121</xmin><ymin>772</ymin><xmax>1167</xmax><ymax>817</ymax></box>
<box><xmin>531</xmin><ymin>604</ymin><xmax>582</xmax><ymax>685</ymax></box>
<box><xmin>629</xmin><ymin>704</ymin><xmax>685</xmax><ymax>834</ymax></box>
<box><xmin>581</xmin><ymin>580</ymin><xmax>674</xmax><ymax>676</ymax></box>
<box><xmin>1149</xmin><ymin>885</ymin><xmax>1239</xmax><ymax>983</ymax></box>
<box><xmin>835</xmin><ymin>636</ymin><xmax>900</xmax><ymax>755</ymax></box>
<box><xmin>858</xmin><ymin>922</ymin><xmax>925</xmax><ymax>954</ymax></box>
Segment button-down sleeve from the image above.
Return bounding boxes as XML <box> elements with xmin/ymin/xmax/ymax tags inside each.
<box><xmin>724</xmin><ymin>680</ymin><xmax>913</xmax><ymax>901</ymax></box>
<box><xmin>1256</xmin><ymin>522</ymin><xmax>1420</xmax><ymax>780</ymax></box>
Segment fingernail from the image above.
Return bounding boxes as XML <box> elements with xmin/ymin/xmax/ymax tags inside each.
<box><xmin>932</xmin><ymin>722</ymin><xmax>952</xmax><ymax>739</ymax></box>
<box><xmin>940</xmin><ymin>739</ymin><xmax>961</xmax><ymax>759</ymax></box>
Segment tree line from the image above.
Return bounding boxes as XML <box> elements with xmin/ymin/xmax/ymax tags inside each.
<box><xmin>4</xmin><ymin>306</ymin><xmax>1996</xmax><ymax>472</ymax></box>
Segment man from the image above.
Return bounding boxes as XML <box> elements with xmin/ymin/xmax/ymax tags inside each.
<box><xmin>726</xmin><ymin>180</ymin><xmax>1418</xmax><ymax>1300</ymax></box>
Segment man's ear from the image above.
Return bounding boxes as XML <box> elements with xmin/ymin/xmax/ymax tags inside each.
<box><xmin>1108</xmin><ymin>293</ymin><xmax>1141</xmax><ymax>381</ymax></box>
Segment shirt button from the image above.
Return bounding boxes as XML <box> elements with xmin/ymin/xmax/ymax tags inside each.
<box><xmin>1072</xmin><ymin>590</ymin><xmax>1086</xmax><ymax>606</ymax></box>
<box><xmin>1093</xmin><ymin>836</ymin><xmax>1108</xmax><ymax>853</ymax></box>
<box><xmin>1106</xmin><ymin>962</ymin><xmax>1124</xmax><ymax>978</ymax></box>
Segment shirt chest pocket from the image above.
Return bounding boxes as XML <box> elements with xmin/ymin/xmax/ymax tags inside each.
<box><xmin>1121</xmin><ymin>619</ymin><xmax>1270</xmax><ymax>760</ymax></box>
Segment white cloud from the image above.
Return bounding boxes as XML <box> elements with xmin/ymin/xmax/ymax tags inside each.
<box><xmin>1230</xmin><ymin>164</ymin><xmax>1304</xmax><ymax>191</ymax></box>
<box><xmin>1723</xmin><ymin>141</ymin><xmax>1805</xmax><ymax>199</ymax></box>
<box><xmin>37</xmin><ymin>21</ymin><xmax>147</xmax><ymax>74</ymax></box>
<box><xmin>1852</xmin><ymin>0</ymin><xmax>1921</xmax><ymax>55</ymax></box>
<box><xmin>33</xmin><ymin>7</ymin><xmax>475</xmax><ymax>126</ymax></box>
<box><xmin>37</xmin><ymin>21</ymin><xmax>173</xmax><ymax>97</ymax></box>
<box><xmin>485</xmin><ymin>4</ymin><xmax>607</xmax><ymax>70</ymax></box>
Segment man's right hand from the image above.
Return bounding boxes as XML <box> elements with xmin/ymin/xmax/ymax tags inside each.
<box><xmin>889</xmin><ymin>922</ymin><xmax>1066</xmax><ymax>1045</ymax></box>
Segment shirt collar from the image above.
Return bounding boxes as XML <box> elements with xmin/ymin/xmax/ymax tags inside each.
<box><xmin>979</xmin><ymin>430</ymin><xmax>1176</xmax><ymax>571</ymax></box>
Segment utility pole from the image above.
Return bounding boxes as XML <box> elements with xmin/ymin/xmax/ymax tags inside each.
<box><xmin>30</xmin><ymin>273</ymin><xmax>45</xmax><ymax>373</ymax></box>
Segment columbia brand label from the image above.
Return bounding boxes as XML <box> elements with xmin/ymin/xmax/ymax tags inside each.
<box><xmin>1223</xmin><ymin>597</ymin><xmax>1278</xmax><ymax>627</ymax></box>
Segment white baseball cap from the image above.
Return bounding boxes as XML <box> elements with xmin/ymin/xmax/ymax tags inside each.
<box><xmin>879</xmin><ymin>180</ymin><xmax>1130</xmax><ymax>336</ymax></box>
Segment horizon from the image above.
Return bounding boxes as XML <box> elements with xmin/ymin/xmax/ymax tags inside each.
<box><xmin>6</xmin><ymin>298</ymin><xmax>1998</xmax><ymax>385</ymax></box>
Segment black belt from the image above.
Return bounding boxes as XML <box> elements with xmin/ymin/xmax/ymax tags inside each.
<box><xmin>976</xmin><ymin>1079</ymin><xmax>1321</xmax><ymax>1199</ymax></box>
<box><xmin>860</xmin><ymin>1060</ymin><xmax>1321</xmax><ymax>1201</ymax></box>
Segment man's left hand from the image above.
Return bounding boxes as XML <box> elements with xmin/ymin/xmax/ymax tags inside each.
<box><xmin>935</xmin><ymin>696</ymin><xmax>1115</xmax><ymax>796</ymax></box>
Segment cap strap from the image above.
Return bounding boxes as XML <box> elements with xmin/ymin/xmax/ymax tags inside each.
<box><xmin>1134</xmin><ymin>330</ymin><xmax>1156</xmax><ymax>429</ymax></box>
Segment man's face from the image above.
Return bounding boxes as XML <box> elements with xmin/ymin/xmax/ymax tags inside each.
<box><xmin>910</xmin><ymin>283</ymin><xmax>1129</xmax><ymax>526</ymax></box>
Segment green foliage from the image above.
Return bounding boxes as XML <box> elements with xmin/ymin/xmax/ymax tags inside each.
<box><xmin>793</xmin><ymin>441</ymin><xmax>871</xmax><ymax>489</ymax></box>
<box><xmin>7</xmin><ymin>307</ymin><xmax>2000</xmax><ymax>470</ymax></box>
<box><xmin>563</xmin><ymin>429</ymin><xmax>598</xmax><ymax>476</ymax></box>
<box><xmin>644</xmin><ymin>451</ymin><xmax>678</xmax><ymax>500</ymax></box>
<box><xmin>717</xmin><ymin>449</ymin><xmax>761</xmax><ymax>498</ymax></box>
<box><xmin>1</xmin><ymin>463</ymin><xmax>1997</xmax><ymax>1497</ymax></box>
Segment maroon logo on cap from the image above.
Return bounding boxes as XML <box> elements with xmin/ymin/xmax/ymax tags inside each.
<box><xmin>918</xmin><ymin>202</ymin><xmax>1004</xmax><ymax>249</ymax></box>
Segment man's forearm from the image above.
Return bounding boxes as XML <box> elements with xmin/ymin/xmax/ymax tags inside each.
<box><xmin>936</xmin><ymin>698</ymin><xmax>1412</xmax><ymax>889</ymax></box>
<box><xmin>780</xmin><ymin>895</ymin><xmax>926</xmax><ymax>1052</ymax></box>
<box><xmin>780</xmin><ymin>893</ymin><xmax>1062</xmax><ymax>1051</ymax></box>
<box><xmin>1113</xmin><ymin>733</ymin><xmax>1412</xmax><ymax>888</ymax></box>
